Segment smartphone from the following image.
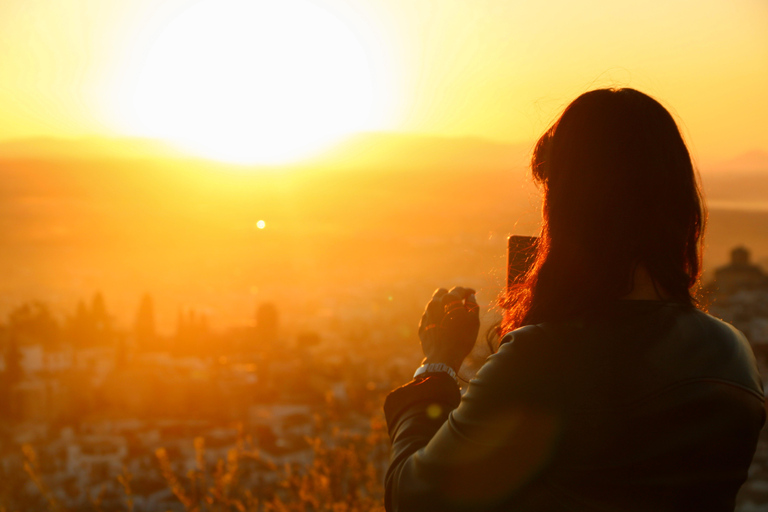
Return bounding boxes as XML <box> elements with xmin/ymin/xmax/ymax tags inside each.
<box><xmin>507</xmin><ymin>235</ymin><xmax>538</xmax><ymax>290</ymax></box>
<box><xmin>458</xmin><ymin>235</ymin><xmax>539</xmax><ymax>386</ymax></box>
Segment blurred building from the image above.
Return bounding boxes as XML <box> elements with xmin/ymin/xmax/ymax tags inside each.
<box><xmin>712</xmin><ymin>246</ymin><xmax>768</xmax><ymax>296</ymax></box>
<box><xmin>707</xmin><ymin>246</ymin><xmax>768</xmax><ymax>357</ymax></box>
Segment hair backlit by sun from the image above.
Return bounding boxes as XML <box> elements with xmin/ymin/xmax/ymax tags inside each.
<box><xmin>126</xmin><ymin>0</ymin><xmax>375</xmax><ymax>165</ymax></box>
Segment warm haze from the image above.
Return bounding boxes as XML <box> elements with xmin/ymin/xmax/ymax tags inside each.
<box><xmin>3</xmin><ymin>2</ymin><xmax>768</xmax><ymax>510</ymax></box>
<box><xmin>0</xmin><ymin>0</ymin><xmax>767</xmax><ymax>330</ymax></box>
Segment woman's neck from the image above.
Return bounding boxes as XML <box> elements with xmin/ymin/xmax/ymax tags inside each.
<box><xmin>621</xmin><ymin>264</ymin><xmax>668</xmax><ymax>301</ymax></box>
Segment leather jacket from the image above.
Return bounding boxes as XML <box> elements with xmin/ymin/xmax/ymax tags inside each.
<box><xmin>384</xmin><ymin>300</ymin><xmax>765</xmax><ymax>511</ymax></box>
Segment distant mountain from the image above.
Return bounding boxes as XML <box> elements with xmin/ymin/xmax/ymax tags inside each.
<box><xmin>699</xmin><ymin>150</ymin><xmax>768</xmax><ymax>210</ymax></box>
<box><xmin>0</xmin><ymin>132</ymin><xmax>533</xmax><ymax>173</ymax></box>
<box><xmin>0</xmin><ymin>136</ymin><xmax>187</xmax><ymax>161</ymax></box>
<box><xmin>309</xmin><ymin>132</ymin><xmax>532</xmax><ymax>172</ymax></box>
<box><xmin>2</xmin><ymin>134</ymin><xmax>764</xmax><ymax>175</ymax></box>
<box><xmin>707</xmin><ymin>150</ymin><xmax>768</xmax><ymax>173</ymax></box>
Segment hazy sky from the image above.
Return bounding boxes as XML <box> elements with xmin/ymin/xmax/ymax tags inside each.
<box><xmin>0</xmin><ymin>0</ymin><xmax>766</xmax><ymax>163</ymax></box>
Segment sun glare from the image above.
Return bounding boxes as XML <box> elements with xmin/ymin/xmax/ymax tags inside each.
<box><xmin>128</xmin><ymin>0</ymin><xmax>374</xmax><ymax>164</ymax></box>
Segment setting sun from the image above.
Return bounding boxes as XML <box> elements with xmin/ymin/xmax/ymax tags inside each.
<box><xmin>125</xmin><ymin>0</ymin><xmax>375</xmax><ymax>164</ymax></box>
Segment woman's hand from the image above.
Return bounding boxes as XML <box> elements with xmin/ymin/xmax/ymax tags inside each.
<box><xmin>418</xmin><ymin>287</ymin><xmax>481</xmax><ymax>372</ymax></box>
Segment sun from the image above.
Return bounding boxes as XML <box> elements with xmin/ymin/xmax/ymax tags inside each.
<box><xmin>127</xmin><ymin>0</ymin><xmax>374</xmax><ymax>164</ymax></box>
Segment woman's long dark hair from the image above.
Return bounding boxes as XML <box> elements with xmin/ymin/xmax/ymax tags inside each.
<box><xmin>500</xmin><ymin>88</ymin><xmax>705</xmax><ymax>336</ymax></box>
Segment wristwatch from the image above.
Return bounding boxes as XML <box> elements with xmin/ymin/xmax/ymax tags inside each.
<box><xmin>413</xmin><ymin>362</ymin><xmax>458</xmax><ymax>384</ymax></box>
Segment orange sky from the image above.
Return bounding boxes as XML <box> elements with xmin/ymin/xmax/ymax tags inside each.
<box><xmin>1</xmin><ymin>0</ymin><xmax>767</xmax><ymax>330</ymax></box>
<box><xmin>0</xmin><ymin>0</ymin><xmax>766</xmax><ymax>165</ymax></box>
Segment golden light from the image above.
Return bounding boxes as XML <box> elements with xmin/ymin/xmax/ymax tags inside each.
<box><xmin>256</xmin><ymin>220</ymin><xmax>266</xmax><ymax>229</ymax></box>
<box><xmin>127</xmin><ymin>0</ymin><xmax>375</xmax><ymax>164</ymax></box>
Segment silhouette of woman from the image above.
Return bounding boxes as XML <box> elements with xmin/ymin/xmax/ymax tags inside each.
<box><xmin>384</xmin><ymin>88</ymin><xmax>765</xmax><ymax>511</ymax></box>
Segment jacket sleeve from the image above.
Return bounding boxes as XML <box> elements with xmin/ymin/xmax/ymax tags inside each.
<box><xmin>384</xmin><ymin>325</ymin><xmax>563</xmax><ymax>512</ymax></box>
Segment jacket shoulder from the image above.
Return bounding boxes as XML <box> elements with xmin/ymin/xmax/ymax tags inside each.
<box><xmin>677</xmin><ymin>308</ymin><xmax>764</xmax><ymax>397</ymax></box>
<box><xmin>472</xmin><ymin>325</ymin><xmax>563</xmax><ymax>405</ymax></box>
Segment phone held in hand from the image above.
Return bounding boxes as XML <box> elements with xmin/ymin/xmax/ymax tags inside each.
<box><xmin>458</xmin><ymin>235</ymin><xmax>539</xmax><ymax>387</ymax></box>
<box><xmin>507</xmin><ymin>235</ymin><xmax>538</xmax><ymax>290</ymax></box>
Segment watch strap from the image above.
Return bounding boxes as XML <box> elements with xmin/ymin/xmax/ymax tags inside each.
<box><xmin>413</xmin><ymin>363</ymin><xmax>458</xmax><ymax>384</ymax></box>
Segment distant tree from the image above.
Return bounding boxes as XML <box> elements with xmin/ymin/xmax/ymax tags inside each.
<box><xmin>6</xmin><ymin>301</ymin><xmax>59</xmax><ymax>345</ymax></box>
<box><xmin>65</xmin><ymin>300</ymin><xmax>90</xmax><ymax>347</ymax></box>
<box><xmin>255</xmin><ymin>302</ymin><xmax>279</xmax><ymax>346</ymax></box>
<box><xmin>198</xmin><ymin>313</ymin><xmax>209</xmax><ymax>335</ymax></box>
<box><xmin>91</xmin><ymin>292</ymin><xmax>112</xmax><ymax>334</ymax></box>
<box><xmin>173</xmin><ymin>310</ymin><xmax>186</xmax><ymax>357</ymax></box>
<box><xmin>0</xmin><ymin>338</ymin><xmax>23</xmax><ymax>422</ymax></box>
<box><xmin>174</xmin><ymin>309</ymin><xmax>210</xmax><ymax>357</ymax></box>
<box><xmin>65</xmin><ymin>292</ymin><xmax>115</xmax><ymax>347</ymax></box>
<box><xmin>134</xmin><ymin>294</ymin><xmax>156</xmax><ymax>351</ymax></box>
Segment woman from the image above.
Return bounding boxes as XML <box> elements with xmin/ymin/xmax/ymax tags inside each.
<box><xmin>384</xmin><ymin>88</ymin><xmax>765</xmax><ymax>511</ymax></box>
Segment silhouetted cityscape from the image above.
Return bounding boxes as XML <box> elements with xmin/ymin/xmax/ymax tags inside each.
<box><xmin>0</xmin><ymin>246</ymin><xmax>766</xmax><ymax>510</ymax></box>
